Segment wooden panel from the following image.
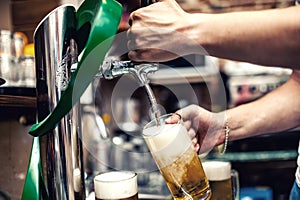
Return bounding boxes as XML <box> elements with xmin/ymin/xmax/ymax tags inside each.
<box><xmin>10</xmin><ymin>0</ymin><xmax>60</xmax><ymax>42</ymax></box>
<box><xmin>11</xmin><ymin>0</ymin><xmax>59</xmax><ymax>26</ymax></box>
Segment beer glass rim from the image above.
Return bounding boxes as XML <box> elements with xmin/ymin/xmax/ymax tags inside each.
<box><xmin>94</xmin><ymin>170</ymin><xmax>137</xmax><ymax>183</ymax></box>
<box><xmin>94</xmin><ymin>170</ymin><xmax>138</xmax><ymax>199</ymax></box>
<box><xmin>142</xmin><ymin>113</ymin><xmax>181</xmax><ymax>134</ymax></box>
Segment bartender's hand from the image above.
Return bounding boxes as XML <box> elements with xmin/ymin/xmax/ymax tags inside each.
<box><xmin>166</xmin><ymin>105</ymin><xmax>224</xmax><ymax>154</ymax></box>
<box><xmin>127</xmin><ymin>0</ymin><xmax>201</xmax><ymax>62</ymax></box>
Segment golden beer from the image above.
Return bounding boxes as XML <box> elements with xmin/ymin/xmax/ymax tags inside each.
<box><xmin>208</xmin><ymin>179</ymin><xmax>233</xmax><ymax>200</ymax></box>
<box><xmin>143</xmin><ymin>114</ymin><xmax>211</xmax><ymax>200</ymax></box>
<box><xmin>160</xmin><ymin>148</ymin><xmax>211</xmax><ymax>199</ymax></box>
<box><xmin>94</xmin><ymin>171</ymin><xmax>138</xmax><ymax>200</ymax></box>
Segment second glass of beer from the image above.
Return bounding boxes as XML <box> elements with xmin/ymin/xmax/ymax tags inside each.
<box><xmin>94</xmin><ymin>171</ymin><xmax>138</xmax><ymax>200</ymax></box>
<box><xmin>202</xmin><ymin>161</ymin><xmax>240</xmax><ymax>200</ymax></box>
<box><xmin>142</xmin><ymin>113</ymin><xmax>211</xmax><ymax>200</ymax></box>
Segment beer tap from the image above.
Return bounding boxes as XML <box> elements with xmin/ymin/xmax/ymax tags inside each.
<box><xmin>100</xmin><ymin>60</ymin><xmax>159</xmax><ymax>86</ymax></box>
<box><xmin>99</xmin><ymin>0</ymin><xmax>158</xmax><ymax>85</ymax></box>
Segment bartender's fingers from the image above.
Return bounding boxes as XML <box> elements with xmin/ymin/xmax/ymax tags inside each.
<box><xmin>187</xmin><ymin>128</ymin><xmax>196</xmax><ymax>139</ymax></box>
<box><xmin>129</xmin><ymin>10</ymin><xmax>142</xmax><ymax>23</ymax></box>
<box><xmin>164</xmin><ymin>112</ymin><xmax>182</xmax><ymax>123</ymax></box>
<box><xmin>183</xmin><ymin>120</ymin><xmax>192</xmax><ymax>131</ymax></box>
<box><xmin>128</xmin><ymin>49</ymin><xmax>151</xmax><ymax>62</ymax></box>
<box><xmin>191</xmin><ymin>137</ymin><xmax>200</xmax><ymax>153</ymax></box>
<box><xmin>165</xmin><ymin>112</ymin><xmax>192</xmax><ymax>129</ymax></box>
<box><xmin>194</xmin><ymin>142</ymin><xmax>200</xmax><ymax>153</ymax></box>
<box><xmin>126</xmin><ymin>27</ymin><xmax>146</xmax><ymax>51</ymax></box>
<box><xmin>128</xmin><ymin>48</ymin><xmax>179</xmax><ymax>62</ymax></box>
<box><xmin>189</xmin><ymin>128</ymin><xmax>200</xmax><ymax>153</ymax></box>
<box><xmin>164</xmin><ymin>113</ymin><xmax>181</xmax><ymax>124</ymax></box>
<box><xmin>127</xmin><ymin>39</ymin><xmax>136</xmax><ymax>51</ymax></box>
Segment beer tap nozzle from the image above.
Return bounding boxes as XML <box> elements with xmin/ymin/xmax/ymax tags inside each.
<box><xmin>101</xmin><ymin>60</ymin><xmax>159</xmax><ymax>86</ymax></box>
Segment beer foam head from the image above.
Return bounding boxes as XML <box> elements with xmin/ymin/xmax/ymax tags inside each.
<box><xmin>94</xmin><ymin>171</ymin><xmax>137</xmax><ymax>199</ymax></box>
<box><xmin>143</xmin><ymin>124</ymin><xmax>190</xmax><ymax>151</ymax></box>
<box><xmin>202</xmin><ymin>161</ymin><xmax>231</xmax><ymax>181</ymax></box>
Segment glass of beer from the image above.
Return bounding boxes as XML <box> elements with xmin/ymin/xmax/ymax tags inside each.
<box><xmin>202</xmin><ymin>161</ymin><xmax>239</xmax><ymax>200</ymax></box>
<box><xmin>94</xmin><ymin>171</ymin><xmax>138</xmax><ymax>200</ymax></box>
<box><xmin>142</xmin><ymin>113</ymin><xmax>211</xmax><ymax>200</ymax></box>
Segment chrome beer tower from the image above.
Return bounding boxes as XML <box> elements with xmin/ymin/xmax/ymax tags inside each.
<box><xmin>33</xmin><ymin>3</ymin><xmax>158</xmax><ymax>200</ymax></box>
<box><xmin>34</xmin><ymin>5</ymin><xmax>85</xmax><ymax>200</ymax></box>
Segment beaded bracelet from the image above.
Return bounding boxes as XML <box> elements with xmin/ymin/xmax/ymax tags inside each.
<box><xmin>220</xmin><ymin>112</ymin><xmax>230</xmax><ymax>154</ymax></box>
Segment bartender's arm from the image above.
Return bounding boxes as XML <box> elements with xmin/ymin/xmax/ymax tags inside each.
<box><xmin>127</xmin><ymin>0</ymin><xmax>300</xmax><ymax>68</ymax></box>
<box><xmin>167</xmin><ymin>71</ymin><xmax>300</xmax><ymax>153</ymax></box>
<box><xmin>225</xmin><ymin>71</ymin><xmax>300</xmax><ymax>140</ymax></box>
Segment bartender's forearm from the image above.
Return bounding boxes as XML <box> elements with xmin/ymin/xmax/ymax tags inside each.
<box><xmin>191</xmin><ymin>6</ymin><xmax>300</xmax><ymax>68</ymax></box>
<box><xmin>224</xmin><ymin>71</ymin><xmax>300</xmax><ymax>142</ymax></box>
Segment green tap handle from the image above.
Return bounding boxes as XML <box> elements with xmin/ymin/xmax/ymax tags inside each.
<box><xmin>28</xmin><ymin>0</ymin><xmax>122</xmax><ymax>137</ymax></box>
<box><xmin>76</xmin><ymin>0</ymin><xmax>101</xmax><ymax>53</ymax></box>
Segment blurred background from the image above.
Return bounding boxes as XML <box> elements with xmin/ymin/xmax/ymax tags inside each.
<box><xmin>0</xmin><ymin>0</ymin><xmax>298</xmax><ymax>199</ymax></box>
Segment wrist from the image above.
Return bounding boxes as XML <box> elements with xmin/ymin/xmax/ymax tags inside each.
<box><xmin>219</xmin><ymin>111</ymin><xmax>230</xmax><ymax>154</ymax></box>
<box><xmin>210</xmin><ymin>111</ymin><xmax>231</xmax><ymax>153</ymax></box>
<box><xmin>184</xmin><ymin>13</ymin><xmax>213</xmax><ymax>55</ymax></box>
